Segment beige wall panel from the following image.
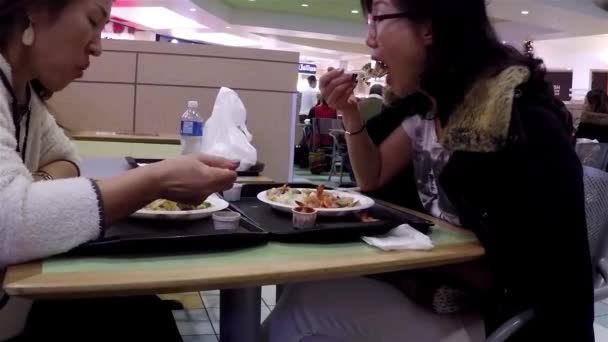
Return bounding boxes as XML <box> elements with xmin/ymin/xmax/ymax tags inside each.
<box><xmin>49</xmin><ymin>83</ymin><xmax>135</xmax><ymax>133</ymax></box>
<box><xmin>101</xmin><ymin>40</ymin><xmax>299</xmax><ymax>64</ymax></box>
<box><xmin>137</xmin><ymin>53</ymin><xmax>298</xmax><ymax>92</ymax></box>
<box><xmin>135</xmin><ymin>86</ymin><xmax>217</xmax><ymax>136</ymax></box>
<box><xmin>80</xmin><ymin>52</ymin><xmax>137</xmax><ymax>83</ymax></box>
<box><xmin>135</xmin><ymin>85</ymin><xmax>293</xmax><ymax>181</ymax></box>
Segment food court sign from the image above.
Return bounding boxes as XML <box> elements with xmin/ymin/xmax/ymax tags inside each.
<box><xmin>298</xmin><ymin>63</ymin><xmax>317</xmax><ymax>75</ymax></box>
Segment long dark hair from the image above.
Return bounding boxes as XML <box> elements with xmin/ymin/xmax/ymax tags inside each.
<box><xmin>0</xmin><ymin>0</ymin><xmax>72</xmax><ymax>100</ymax></box>
<box><xmin>360</xmin><ymin>0</ymin><xmax>552</xmax><ymax>125</ymax></box>
<box><xmin>586</xmin><ymin>89</ymin><xmax>608</xmax><ymax>114</ymax></box>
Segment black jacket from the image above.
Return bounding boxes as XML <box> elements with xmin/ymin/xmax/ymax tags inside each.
<box><xmin>438</xmin><ymin>66</ymin><xmax>594</xmax><ymax>340</ymax></box>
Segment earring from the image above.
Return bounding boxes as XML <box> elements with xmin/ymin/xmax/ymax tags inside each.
<box><xmin>22</xmin><ymin>23</ymin><xmax>35</xmax><ymax>46</ymax></box>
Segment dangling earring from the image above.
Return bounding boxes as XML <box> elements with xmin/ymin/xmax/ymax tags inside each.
<box><xmin>22</xmin><ymin>21</ymin><xmax>35</xmax><ymax>46</ymax></box>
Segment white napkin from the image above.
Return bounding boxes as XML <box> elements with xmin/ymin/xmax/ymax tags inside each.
<box><xmin>362</xmin><ymin>224</ymin><xmax>434</xmax><ymax>251</ymax></box>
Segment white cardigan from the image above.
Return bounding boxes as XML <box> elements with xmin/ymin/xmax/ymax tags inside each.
<box><xmin>0</xmin><ymin>55</ymin><xmax>104</xmax><ymax>339</ymax></box>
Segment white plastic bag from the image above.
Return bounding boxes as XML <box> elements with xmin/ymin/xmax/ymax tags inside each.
<box><xmin>200</xmin><ymin>87</ymin><xmax>257</xmax><ymax>171</ymax></box>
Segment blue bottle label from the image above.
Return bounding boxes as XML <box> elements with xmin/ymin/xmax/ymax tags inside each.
<box><xmin>181</xmin><ymin>121</ymin><xmax>204</xmax><ymax>136</ymax></box>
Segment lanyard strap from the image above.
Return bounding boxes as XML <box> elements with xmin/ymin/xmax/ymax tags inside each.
<box><xmin>0</xmin><ymin>69</ymin><xmax>31</xmax><ymax>160</ymax></box>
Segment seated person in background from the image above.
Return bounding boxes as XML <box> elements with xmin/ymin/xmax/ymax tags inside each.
<box><xmin>358</xmin><ymin>83</ymin><xmax>385</xmax><ymax>123</ymax></box>
<box><xmin>577</xmin><ymin>89</ymin><xmax>608</xmax><ymax>142</ymax></box>
<box><xmin>309</xmin><ymin>98</ymin><xmax>338</xmax><ymax>120</ymax></box>
<box><xmin>0</xmin><ymin>0</ymin><xmax>237</xmax><ymax>340</ymax></box>
<box><xmin>585</xmin><ymin>89</ymin><xmax>608</xmax><ymax>114</ymax></box>
<box><xmin>309</xmin><ymin>98</ymin><xmax>338</xmax><ymax>148</ymax></box>
<box><xmin>263</xmin><ymin>0</ymin><xmax>593</xmax><ymax>341</ymax></box>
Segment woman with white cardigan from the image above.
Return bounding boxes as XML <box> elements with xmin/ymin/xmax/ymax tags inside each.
<box><xmin>0</xmin><ymin>0</ymin><xmax>237</xmax><ymax>340</ymax></box>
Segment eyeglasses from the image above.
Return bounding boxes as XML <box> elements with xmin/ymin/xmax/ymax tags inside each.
<box><xmin>367</xmin><ymin>13</ymin><xmax>413</xmax><ymax>36</ymax></box>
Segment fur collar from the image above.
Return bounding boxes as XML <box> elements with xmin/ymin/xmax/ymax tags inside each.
<box><xmin>580</xmin><ymin>111</ymin><xmax>608</xmax><ymax>127</ymax></box>
<box><xmin>440</xmin><ymin>65</ymin><xmax>530</xmax><ymax>152</ymax></box>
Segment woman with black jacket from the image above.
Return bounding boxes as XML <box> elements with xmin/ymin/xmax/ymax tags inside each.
<box><xmin>262</xmin><ymin>0</ymin><xmax>594</xmax><ymax>341</ymax></box>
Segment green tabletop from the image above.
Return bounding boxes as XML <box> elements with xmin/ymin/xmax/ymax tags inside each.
<box><xmin>4</xmin><ymin>224</ymin><xmax>483</xmax><ymax>299</ymax></box>
<box><xmin>42</xmin><ymin>225</ymin><xmax>476</xmax><ymax>274</ymax></box>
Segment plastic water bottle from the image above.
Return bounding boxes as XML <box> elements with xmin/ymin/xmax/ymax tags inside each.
<box><xmin>180</xmin><ymin>100</ymin><xmax>204</xmax><ymax>155</ymax></box>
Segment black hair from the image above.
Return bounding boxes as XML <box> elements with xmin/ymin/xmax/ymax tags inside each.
<box><xmin>0</xmin><ymin>0</ymin><xmax>73</xmax><ymax>100</ymax></box>
<box><xmin>586</xmin><ymin>89</ymin><xmax>608</xmax><ymax>114</ymax></box>
<box><xmin>307</xmin><ymin>75</ymin><xmax>317</xmax><ymax>86</ymax></box>
<box><xmin>370</xmin><ymin>84</ymin><xmax>384</xmax><ymax>96</ymax></box>
<box><xmin>360</xmin><ymin>0</ymin><xmax>552</xmax><ymax>125</ymax></box>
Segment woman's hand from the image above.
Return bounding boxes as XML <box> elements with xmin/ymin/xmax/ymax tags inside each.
<box><xmin>151</xmin><ymin>154</ymin><xmax>238</xmax><ymax>205</ymax></box>
<box><xmin>320</xmin><ymin>69</ymin><xmax>359</xmax><ymax>117</ymax></box>
<box><xmin>97</xmin><ymin>155</ymin><xmax>238</xmax><ymax>224</ymax></box>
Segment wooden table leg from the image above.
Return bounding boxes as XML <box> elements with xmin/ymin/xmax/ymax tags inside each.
<box><xmin>220</xmin><ymin>287</ymin><xmax>261</xmax><ymax>342</ymax></box>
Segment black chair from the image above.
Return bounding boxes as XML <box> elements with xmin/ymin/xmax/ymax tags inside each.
<box><xmin>487</xmin><ymin>166</ymin><xmax>608</xmax><ymax>341</ymax></box>
<box><xmin>576</xmin><ymin>143</ymin><xmax>608</xmax><ymax>171</ymax></box>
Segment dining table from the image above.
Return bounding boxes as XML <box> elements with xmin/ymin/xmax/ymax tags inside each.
<box><xmin>3</xmin><ymin>157</ymin><xmax>485</xmax><ymax>342</ymax></box>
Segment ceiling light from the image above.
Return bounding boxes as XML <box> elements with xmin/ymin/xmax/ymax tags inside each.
<box><xmin>249</xmin><ymin>0</ymin><xmax>256</xmax><ymax>2</ymax></box>
<box><xmin>521</xmin><ymin>10</ymin><xmax>529</xmax><ymax>15</ymax></box>
<box><xmin>301</xmin><ymin>4</ymin><xmax>309</xmax><ymax>7</ymax></box>
<box><xmin>171</xmin><ymin>30</ymin><xmax>259</xmax><ymax>47</ymax></box>
<box><xmin>189</xmin><ymin>8</ymin><xmax>196</xmax><ymax>12</ymax></box>
<box><xmin>111</xmin><ymin>7</ymin><xmax>206</xmax><ymax>29</ymax></box>
<box><xmin>351</xmin><ymin>10</ymin><xmax>359</xmax><ymax>14</ymax></box>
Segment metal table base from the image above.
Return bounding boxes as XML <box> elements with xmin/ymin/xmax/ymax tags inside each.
<box><xmin>220</xmin><ymin>287</ymin><xmax>262</xmax><ymax>342</ymax></box>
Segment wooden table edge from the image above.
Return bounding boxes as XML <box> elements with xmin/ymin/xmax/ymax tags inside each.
<box><xmin>236</xmin><ymin>176</ymin><xmax>274</xmax><ymax>184</ymax></box>
<box><xmin>3</xmin><ymin>262</ymin><xmax>43</xmax><ymax>285</ymax></box>
<box><xmin>4</xmin><ymin>242</ymin><xmax>484</xmax><ymax>300</ymax></box>
<box><xmin>4</xmin><ymin>205</ymin><xmax>484</xmax><ymax>299</ymax></box>
<box><xmin>72</xmin><ymin>132</ymin><xmax>180</xmax><ymax>145</ymax></box>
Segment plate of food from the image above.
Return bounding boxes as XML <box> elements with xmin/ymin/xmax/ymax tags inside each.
<box><xmin>132</xmin><ymin>194</ymin><xmax>229</xmax><ymax>220</ymax></box>
<box><xmin>257</xmin><ymin>185</ymin><xmax>374</xmax><ymax>217</ymax></box>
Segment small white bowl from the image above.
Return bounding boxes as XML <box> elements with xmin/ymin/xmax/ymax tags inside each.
<box><xmin>223</xmin><ymin>183</ymin><xmax>244</xmax><ymax>202</ymax></box>
<box><xmin>212</xmin><ymin>211</ymin><xmax>241</xmax><ymax>231</ymax></box>
<box><xmin>292</xmin><ymin>207</ymin><xmax>318</xmax><ymax>229</ymax></box>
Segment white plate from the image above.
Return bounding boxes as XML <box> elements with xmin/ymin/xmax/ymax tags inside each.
<box><xmin>132</xmin><ymin>195</ymin><xmax>229</xmax><ymax>221</ymax></box>
<box><xmin>257</xmin><ymin>188</ymin><xmax>375</xmax><ymax>217</ymax></box>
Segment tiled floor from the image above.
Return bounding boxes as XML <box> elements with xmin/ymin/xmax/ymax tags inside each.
<box><xmin>172</xmin><ymin>287</ymin><xmax>608</xmax><ymax>341</ymax></box>
<box><xmin>172</xmin><ymin>286</ymin><xmax>277</xmax><ymax>342</ymax></box>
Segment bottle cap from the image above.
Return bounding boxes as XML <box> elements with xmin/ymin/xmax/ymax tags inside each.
<box><xmin>188</xmin><ymin>101</ymin><xmax>199</xmax><ymax>108</ymax></box>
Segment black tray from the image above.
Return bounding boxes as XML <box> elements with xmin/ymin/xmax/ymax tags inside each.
<box><xmin>229</xmin><ymin>183</ymin><xmax>432</xmax><ymax>243</ymax></box>
<box><xmin>125</xmin><ymin>157</ymin><xmax>263</xmax><ymax>177</ymax></box>
<box><xmin>68</xmin><ymin>215</ymin><xmax>268</xmax><ymax>256</ymax></box>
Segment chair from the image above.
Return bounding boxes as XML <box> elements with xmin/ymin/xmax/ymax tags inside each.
<box><xmin>328</xmin><ymin>129</ymin><xmax>348</xmax><ymax>184</ymax></box>
<box><xmin>310</xmin><ymin>118</ymin><xmax>343</xmax><ymax>176</ymax></box>
<box><xmin>487</xmin><ymin>166</ymin><xmax>608</xmax><ymax>341</ymax></box>
<box><xmin>576</xmin><ymin>143</ymin><xmax>608</xmax><ymax>171</ymax></box>
<box><xmin>311</xmin><ymin>118</ymin><xmax>341</xmax><ymax>151</ymax></box>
